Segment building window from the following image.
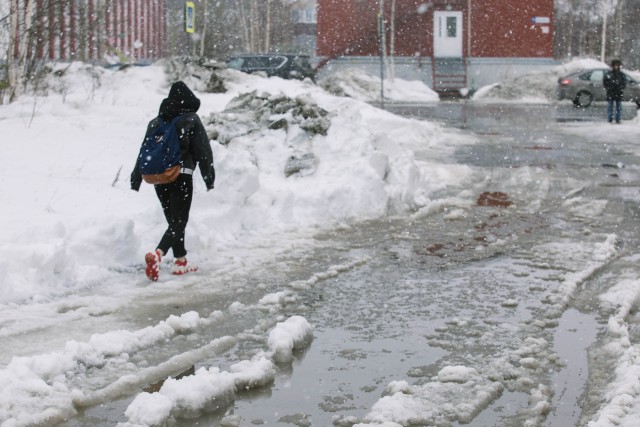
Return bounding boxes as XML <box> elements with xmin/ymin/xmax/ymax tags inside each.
<box><xmin>446</xmin><ymin>17</ymin><xmax>457</xmax><ymax>37</ymax></box>
<box><xmin>306</xmin><ymin>8</ymin><xmax>317</xmax><ymax>23</ymax></box>
<box><xmin>292</xmin><ymin>8</ymin><xmax>317</xmax><ymax>24</ymax></box>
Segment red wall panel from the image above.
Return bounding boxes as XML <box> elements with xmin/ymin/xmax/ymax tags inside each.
<box><xmin>471</xmin><ymin>0</ymin><xmax>553</xmax><ymax>57</ymax></box>
<box><xmin>317</xmin><ymin>0</ymin><xmax>553</xmax><ymax>58</ymax></box>
<box><xmin>317</xmin><ymin>0</ymin><xmax>379</xmax><ymax>57</ymax></box>
<box><xmin>390</xmin><ymin>1</ymin><xmax>432</xmax><ymax>57</ymax></box>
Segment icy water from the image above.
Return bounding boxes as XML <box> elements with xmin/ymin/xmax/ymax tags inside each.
<box><xmin>38</xmin><ymin>102</ymin><xmax>640</xmax><ymax>426</ymax></box>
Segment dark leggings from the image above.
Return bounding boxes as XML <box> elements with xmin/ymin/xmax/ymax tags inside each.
<box><xmin>154</xmin><ymin>174</ymin><xmax>193</xmax><ymax>258</ymax></box>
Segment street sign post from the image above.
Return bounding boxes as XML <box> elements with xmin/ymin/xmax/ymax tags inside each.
<box><xmin>185</xmin><ymin>2</ymin><xmax>195</xmax><ymax>33</ymax></box>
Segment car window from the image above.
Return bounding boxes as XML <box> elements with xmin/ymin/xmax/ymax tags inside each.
<box><xmin>292</xmin><ymin>57</ymin><xmax>312</xmax><ymax>70</ymax></box>
<box><xmin>578</xmin><ymin>72</ymin><xmax>592</xmax><ymax>81</ymax></box>
<box><xmin>267</xmin><ymin>56</ymin><xmax>286</xmax><ymax>68</ymax></box>
<box><xmin>590</xmin><ymin>70</ymin><xmax>604</xmax><ymax>81</ymax></box>
<box><xmin>226</xmin><ymin>58</ymin><xmax>244</xmax><ymax>69</ymax></box>
<box><xmin>244</xmin><ymin>57</ymin><xmax>271</xmax><ymax>68</ymax></box>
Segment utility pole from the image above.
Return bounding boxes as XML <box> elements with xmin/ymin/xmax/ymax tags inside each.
<box><xmin>378</xmin><ymin>0</ymin><xmax>386</xmax><ymax>109</ymax></box>
<box><xmin>601</xmin><ymin>6</ymin><xmax>607</xmax><ymax>61</ymax></box>
<box><xmin>389</xmin><ymin>0</ymin><xmax>395</xmax><ymax>81</ymax></box>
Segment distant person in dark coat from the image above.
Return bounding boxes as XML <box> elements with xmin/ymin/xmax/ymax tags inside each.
<box><xmin>131</xmin><ymin>81</ymin><xmax>215</xmax><ymax>281</ymax></box>
<box><xmin>603</xmin><ymin>59</ymin><xmax>626</xmax><ymax>124</ymax></box>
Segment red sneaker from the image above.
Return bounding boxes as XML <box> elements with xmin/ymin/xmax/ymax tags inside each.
<box><xmin>172</xmin><ymin>258</ymin><xmax>198</xmax><ymax>275</ymax></box>
<box><xmin>145</xmin><ymin>250</ymin><xmax>162</xmax><ymax>281</ymax></box>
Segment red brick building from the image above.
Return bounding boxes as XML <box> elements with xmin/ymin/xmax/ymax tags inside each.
<box><xmin>316</xmin><ymin>0</ymin><xmax>555</xmax><ymax>92</ymax></box>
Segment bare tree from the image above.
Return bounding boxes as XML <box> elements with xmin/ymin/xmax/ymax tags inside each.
<box><xmin>555</xmin><ymin>0</ymin><xmax>640</xmax><ymax>67</ymax></box>
<box><xmin>265</xmin><ymin>0</ymin><xmax>272</xmax><ymax>52</ymax></box>
<box><xmin>8</xmin><ymin>0</ymin><xmax>40</xmax><ymax>102</ymax></box>
<box><xmin>389</xmin><ymin>0</ymin><xmax>396</xmax><ymax>81</ymax></box>
<box><xmin>1</xmin><ymin>0</ymin><xmax>302</xmax><ymax>102</ymax></box>
<box><xmin>8</xmin><ymin>0</ymin><xmax>17</xmax><ymax>100</ymax></box>
<box><xmin>612</xmin><ymin>0</ymin><xmax>623</xmax><ymax>59</ymax></box>
<box><xmin>250</xmin><ymin>0</ymin><xmax>259</xmax><ymax>52</ymax></box>
<box><xmin>183</xmin><ymin>0</ymin><xmax>294</xmax><ymax>58</ymax></box>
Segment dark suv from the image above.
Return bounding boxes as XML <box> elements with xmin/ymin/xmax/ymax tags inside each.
<box><xmin>226</xmin><ymin>54</ymin><xmax>315</xmax><ymax>81</ymax></box>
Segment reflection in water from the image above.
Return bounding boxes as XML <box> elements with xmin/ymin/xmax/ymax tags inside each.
<box><xmin>547</xmin><ymin>309</ymin><xmax>600</xmax><ymax>427</ymax></box>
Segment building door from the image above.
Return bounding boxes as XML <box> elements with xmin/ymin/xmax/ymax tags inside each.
<box><xmin>433</xmin><ymin>11</ymin><xmax>463</xmax><ymax>57</ymax></box>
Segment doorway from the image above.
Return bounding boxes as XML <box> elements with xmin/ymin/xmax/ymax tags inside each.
<box><xmin>433</xmin><ymin>11</ymin><xmax>463</xmax><ymax>57</ymax></box>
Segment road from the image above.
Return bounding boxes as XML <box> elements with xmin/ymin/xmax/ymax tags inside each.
<box><xmin>64</xmin><ymin>101</ymin><xmax>640</xmax><ymax>427</ymax></box>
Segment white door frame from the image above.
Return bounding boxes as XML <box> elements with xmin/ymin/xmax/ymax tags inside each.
<box><xmin>433</xmin><ymin>11</ymin><xmax>463</xmax><ymax>58</ymax></box>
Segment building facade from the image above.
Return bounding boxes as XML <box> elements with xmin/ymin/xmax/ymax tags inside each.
<box><xmin>316</xmin><ymin>0</ymin><xmax>557</xmax><ymax>92</ymax></box>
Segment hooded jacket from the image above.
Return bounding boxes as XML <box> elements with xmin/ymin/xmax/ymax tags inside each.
<box><xmin>131</xmin><ymin>81</ymin><xmax>215</xmax><ymax>191</ymax></box>
<box><xmin>603</xmin><ymin>68</ymin><xmax>627</xmax><ymax>100</ymax></box>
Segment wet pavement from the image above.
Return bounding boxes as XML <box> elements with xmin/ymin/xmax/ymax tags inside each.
<box><xmin>63</xmin><ymin>101</ymin><xmax>640</xmax><ymax>426</ymax></box>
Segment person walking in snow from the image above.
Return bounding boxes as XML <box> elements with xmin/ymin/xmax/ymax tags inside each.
<box><xmin>131</xmin><ymin>81</ymin><xmax>215</xmax><ymax>281</ymax></box>
<box><xmin>603</xmin><ymin>59</ymin><xmax>626</xmax><ymax>124</ymax></box>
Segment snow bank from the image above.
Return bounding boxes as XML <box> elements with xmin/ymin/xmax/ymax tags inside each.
<box><xmin>472</xmin><ymin>58</ymin><xmax>609</xmax><ymax>102</ymax></box>
<box><xmin>318</xmin><ymin>68</ymin><xmax>439</xmax><ymax>103</ymax></box>
<box><xmin>0</xmin><ymin>62</ymin><xmax>446</xmax><ymax>306</ymax></box>
<box><xmin>586</xmin><ymin>276</ymin><xmax>640</xmax><ymax>427</ymax></box>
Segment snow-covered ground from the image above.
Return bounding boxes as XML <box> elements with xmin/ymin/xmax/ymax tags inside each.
<box><xmin>1</xmin><ymin>58</ymin><xmax>640</xmax><ymax>427</ymax></box>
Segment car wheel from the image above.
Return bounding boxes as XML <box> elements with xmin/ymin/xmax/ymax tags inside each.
<box><xmin>573</xmin><ymin>91</ymin><xmax>593</xmax><ymax>107</ymax></box>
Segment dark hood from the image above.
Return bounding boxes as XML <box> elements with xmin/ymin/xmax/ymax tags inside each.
<box><xmin>159</xmin><ymin>81</ymin><xmax>201</xmax><ymax>119</ymax></box>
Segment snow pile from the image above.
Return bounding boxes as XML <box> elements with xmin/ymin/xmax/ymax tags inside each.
<box><xmin>0</xmin><ymin>61</ymin><xmax>449</xmax><ymax>305</ymax></box>
<box><xmin>267</xmin><ymin>315</ymin><xmax>313</xmax><ymax>363</ymax></box>
<box><xmin>472</xmin><ymin>58</ymin><xmax>609</xmax><ymax>102</ymax></box>
<box><xmin>318</xmin><ymin>68</ymin><xmax>439</xmax><ymax>103</ymax></box>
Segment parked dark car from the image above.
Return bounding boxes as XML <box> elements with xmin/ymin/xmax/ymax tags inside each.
<box><xmin>557</xmin><ymin>68</ymin><xmax>640</xmax><ymax>107</ymax></box>
<box><xmin>226</xmin><ymin>54</ymin><xmax>315</xmax><ymax>81</ymax></box>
